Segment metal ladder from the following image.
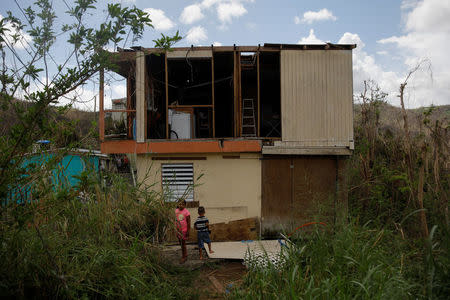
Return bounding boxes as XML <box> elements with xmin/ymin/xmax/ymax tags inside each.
<box><xmin>241</xmin><ymin>98</ymin><xmax>256</xmax><ymax>137</ymax></box>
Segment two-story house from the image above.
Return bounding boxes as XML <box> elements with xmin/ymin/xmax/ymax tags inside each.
<box><xmin>98</xmin><ymin>43</ymin><xmax>355</xmax><ymax>237</ymax></box>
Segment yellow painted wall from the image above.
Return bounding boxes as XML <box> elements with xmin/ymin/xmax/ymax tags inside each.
<box><xmin>136</xmin><ymin>153</ymin><xmax>262</xmax><ymax>224</ymax></box>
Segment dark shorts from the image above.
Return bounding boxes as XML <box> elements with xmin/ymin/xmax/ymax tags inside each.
<box><xmin>197</xmin><ymin>231</ymin><xmax>211</xmax><ymax>249</ymax></box>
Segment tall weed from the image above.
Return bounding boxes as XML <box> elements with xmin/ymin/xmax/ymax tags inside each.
<box><xmin>0</xmin><ymin>170</ymin><xmax>186</xmax><ymax>299</ymax></box>
<box><xmin>231</xmin><ymin>223</ymin><xmax>417</xmax><ymax>299</ymax></box>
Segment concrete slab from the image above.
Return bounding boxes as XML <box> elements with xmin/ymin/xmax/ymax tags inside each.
<box><xmin>205</xmin><ymin>240</ymin><xmax>283</xmax><ymax>260</ymax></box>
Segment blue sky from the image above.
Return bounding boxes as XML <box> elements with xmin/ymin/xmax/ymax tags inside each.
<box><xmin>1</xmin><ymin>0</ymin><xmax>449</xmax><ymax>109</ymax></box>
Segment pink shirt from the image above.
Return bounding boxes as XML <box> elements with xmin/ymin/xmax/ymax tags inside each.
<box><xmin>175</xmin><ymin>208</ymin><xmax>190</xmax><ymax>233</ymax></box>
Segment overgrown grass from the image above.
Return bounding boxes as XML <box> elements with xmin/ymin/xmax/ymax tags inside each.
<box><xmin>0</xmin><ymin>171</ymin><xmax>191</xmax><ymax>299</ymax></box>
<box><xmin>230</xmin><ymin>222</ymin><xmax>449</xmax><ymax>299</ymax></box>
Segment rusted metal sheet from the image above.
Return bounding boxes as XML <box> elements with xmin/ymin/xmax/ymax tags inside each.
<box><xmin>261</xmin><ymin>156</ymin><xmax>345</xmax><ymax>235</ymax></box>
<box><xmin>280</xmin><ymin>50</ymin><xmax>353</xmax><ymax>149</ymax></box>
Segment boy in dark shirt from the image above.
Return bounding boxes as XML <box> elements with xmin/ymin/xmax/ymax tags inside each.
<box><xmin>194</xmin><ymin>206</ymin><xmax>214</xmax><ymax>259</ymax></box>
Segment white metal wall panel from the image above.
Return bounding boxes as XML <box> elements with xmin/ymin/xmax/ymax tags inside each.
<box><xmin>162</xmin><ymin>163</ymin><xmax>194</xmax><ymax>202</ymax></box>
<box><xmin>280</xmin><ymin>50</ymin><xmax>353</xmax><ymax>148</ymax></box>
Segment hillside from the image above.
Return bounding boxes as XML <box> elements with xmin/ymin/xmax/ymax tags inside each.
<box><xmin>354</xmin><ymin>102</ymin><xmax>449</xmax><ymax>135</ymax></box>
<box><xmin>0</xmin><ymin>99</ymin><xmax>98</xmax><ymax>149</ymax></box>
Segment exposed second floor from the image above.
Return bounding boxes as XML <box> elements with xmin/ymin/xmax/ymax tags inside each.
<box><xmin>98</xmin><ymin>43</ymin><xmax>356</xmax><ymax>155</ymax></box>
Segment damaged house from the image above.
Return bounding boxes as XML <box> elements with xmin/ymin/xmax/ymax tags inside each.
<box><xmin>99</xmin><ymin>43</ymin><xmax>355</xmax><ymax>238</ymax></box>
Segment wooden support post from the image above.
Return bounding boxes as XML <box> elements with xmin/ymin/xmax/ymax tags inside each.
<box><xmin>99</xmin><ymin>68</ymin><xmax>104</xmax><ymax>142</ymax></box>
<box><xmin>237</xmin><ymin>51</ymin><xmax>242</xmax><ymax>137</ymax></box>
<box><xmin>126</xmin><ymin>75</ymin><xmax>132</xmax><ymax>139</ymax></box>
<box><xmin>165</xmin><ymin>52</ymin><xmax>169</xmax><ymax>139</ymax></box>
<box><xmin>211</xmin><ymin>52</ymin><xmax>215</xmax><ymax>138</ymax></box>
<box><xmin>135</xmin><ymin>51</ymin><xmax>146</xmax><ymax>142</ymax></box>
<box><xmin>144</xmin><ymin>60</ymin><xmax>148</xmax><ymax>140</ymax></box>
<box><xmin>233</xmin><ymin>51</ymin><xmax>237</xmax><ymax>137</ymax></box>
<box><xmin>257</xmin><ymin>51</ymin><xmax>261</xmax><ymax>137</ymax></box>
<box><xmin>233</xmin><ymin>51</ymin><xmax>242</xmax><ymax>137</ymax></box>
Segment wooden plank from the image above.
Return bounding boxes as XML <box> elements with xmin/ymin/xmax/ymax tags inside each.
<box><xmin>222</xmin><ymin>155</ymin><xmax>240</xmax><ymax>159</ymax></box>
<box><xmin>163</xmin><ymin>217</ymin><xmax>259</xmax><ymax>243</ymax></box>
<box><xmin>262</xmin><ymin>146</ymin><xmax>352</xmax><ymax>156</ymax></box>
<box><xmin>168</xmin><ymin>105</ymin><xmax>213</xmax><ymax>108</ymax></box>
<box><xmin>257</xmin><ymin>50</ymin><xmax>260</xmax><ymax>137</ymax></box>
<box><xmin>99</xmin><ymin>68</ymin><xmax>104</xmax><ymax>142</ymax></box>
<box><xmin>100</xmin><ymin>140</ymin><xmax>262</xmax><ymax>154</ymax></box>
<box><xmin>135</xmin><ymin>51</ymin><xmax>146</xmax><ymax>142</ymax></box>
<box><xmin>151</xmin><ymin>156</ymin><xmax>207</xmax><ymax>160</ymax></box>
<box><xmin>104</xmin><ymin>109</ymin><xmax>136</xmax><ymax>113</ymax></box>
<box><xmin>165</xmin><ymin>52</ymin><xmax>169</xmax><ymax>139</ymax></box>
<box><xmin>237</xmin><ymin>51</ymin><xmax>242</xmax><ymax>137</ymax></box>
<box><xmin>144</xmin><ymin>56</ymin><xmax>148</xmax><ymax>140</ymax></box>
<box><xmin>167</xmin><ymin>49</ymin><xmax>212</xmax><ymax>58</ymax></box>
<box><xmin>208</xmin><ymin>276</ymin><xmax>225</xmax><ymax>294</ymax></box>
<box><xmin>126</xmin><ymin>75</ymin><xmax>132</xmax><ymax>139</ymax></box>
<box><xmin>233</xmin><ymin>51</ymin><xmax>238</xmax><ymax>137</ymax></box>
<box><xmin>209</xmin><ymin>217</ymin><xmax>259</xmax><ymax>241</ymax></box>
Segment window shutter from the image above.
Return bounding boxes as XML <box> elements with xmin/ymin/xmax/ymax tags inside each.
<box><xmin>162</xmin><ymin>163</ymin><xmax>194</xmax><ymax>202</ymax></box>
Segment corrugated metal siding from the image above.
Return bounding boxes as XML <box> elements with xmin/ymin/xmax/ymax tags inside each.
<box><xmin>280</xmin><ymin>50</ymin><xmax>353</xmax><ymax>147</ymax></box>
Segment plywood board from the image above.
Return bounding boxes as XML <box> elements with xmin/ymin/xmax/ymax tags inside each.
<box><xmin>261</xmin><ymin>157</ymin><xmax>339</xmax><ymax>234</ymax></box>
<box><xmin>164</xmin><ymin>217</ymin><xmax>259</xmax><ymax>243</ymax></box>
<box><xmin>209</xmin><ymin>217</ymin><xmax>259</xmax><ymax>241</ymax></box>
<box><xmin>206</xmin><ymin>240</ymin><xmax>282</xmax><ymax>260</ymax></box>
<box><xmin>261</xmin><ymin>158</ymin><xmax>291</xmax><ymax>232</ymax></box>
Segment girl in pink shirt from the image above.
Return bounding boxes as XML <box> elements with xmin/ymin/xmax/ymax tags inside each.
<box><xmin>175</xmin><ymin>199</ymin><xmax>190</xmax><ymax>263</ymax></box>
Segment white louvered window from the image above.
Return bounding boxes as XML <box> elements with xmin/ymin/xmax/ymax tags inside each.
<box><xmin>162</xmin><ymin>163</ymin><xmax>194</xmax><ymax>202</ymax></box>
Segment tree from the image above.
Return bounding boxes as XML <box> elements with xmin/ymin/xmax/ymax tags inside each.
<box><xmin>0</xmin><ymin>0</ymin><xmax>181</xmax><ymax>202</ymax></box>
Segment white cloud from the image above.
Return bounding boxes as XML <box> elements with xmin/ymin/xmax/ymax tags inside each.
<box><xmin>294</xmin><ymin>16</ymin><xmax>301</xmax><ymax>25</ymax></box>
<box><xmin>0</xmin><ymin>14</ymin><xmax>32</xmax><ymax>50</ymax></box>
<box><xmin>217</xmin><ymin>2</ymin><xmax>247</xmax><ymax>24</ymax></box>
<box><xmin>201</xmin><ymin>0</ymin><xmax>221</xmax><ymax>9</ymax></box>
<box><xmin>177</xmin><ymin>0</ymin><xmax>254</xmax><ymax>28</ymax></box>
<box><xmin>213</xmin><ymin>41</ymin><xmax>222</xmax><ymax>46</ymax></box>
<box><xmin>143</xmin><ymin>8</ymin><xmax>175</xmax><ymax>31</ymax></box>
<box><xmin>338</xmin><ymin>32</ymin><xmax>401</xmax><ymax>105</ymax></box>
<box><xmin>377</xmin><ymin>51</ymin><xmax>388</xmax><ymax>56</ymax></box>
<box><xmin>185</xmin><ymin>26</ymin><xmax>208</xmax><ymax>44</ymax></box>
<box><xmin>377</xmin><ymin>0</ymin><xmax>450</xmax><ymax>107</ymax></box>
<box><xmin>297</xmin><ymin>29</ymin><xmax>325</xmax><ymax>44</ymax></box>
<box><xmin>301</xmin><ymin>8</ymin><xmax>337</xmax><ymax>24</ymax></box>
<box><xmin>180</xmin><ymin>4</ymin><xmax>205</xmax><ymax>24</ymax></box>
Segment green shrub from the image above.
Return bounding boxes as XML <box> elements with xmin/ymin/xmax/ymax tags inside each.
<box><xmin>0</xmin><ymin>172</ymin><xmax>186</xmax><ymax>299</ymax></box>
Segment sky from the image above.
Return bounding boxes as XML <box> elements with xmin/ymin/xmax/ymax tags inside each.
<box><xmin>1</xmin><ymin>0</ymin><xmax>449</xmax><ymax>110</ymax></box>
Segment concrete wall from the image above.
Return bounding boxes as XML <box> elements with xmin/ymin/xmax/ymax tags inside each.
<box><xmin>136</xmin><ymin>153</ymin><xmax>262</xmax><ymax>224</ymax></box>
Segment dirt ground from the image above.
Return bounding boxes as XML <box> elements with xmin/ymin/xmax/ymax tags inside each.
<box><xmin>160</xmin><ymin>244</ymin><xmax>247</xmax><ymax>299</ymax></box>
